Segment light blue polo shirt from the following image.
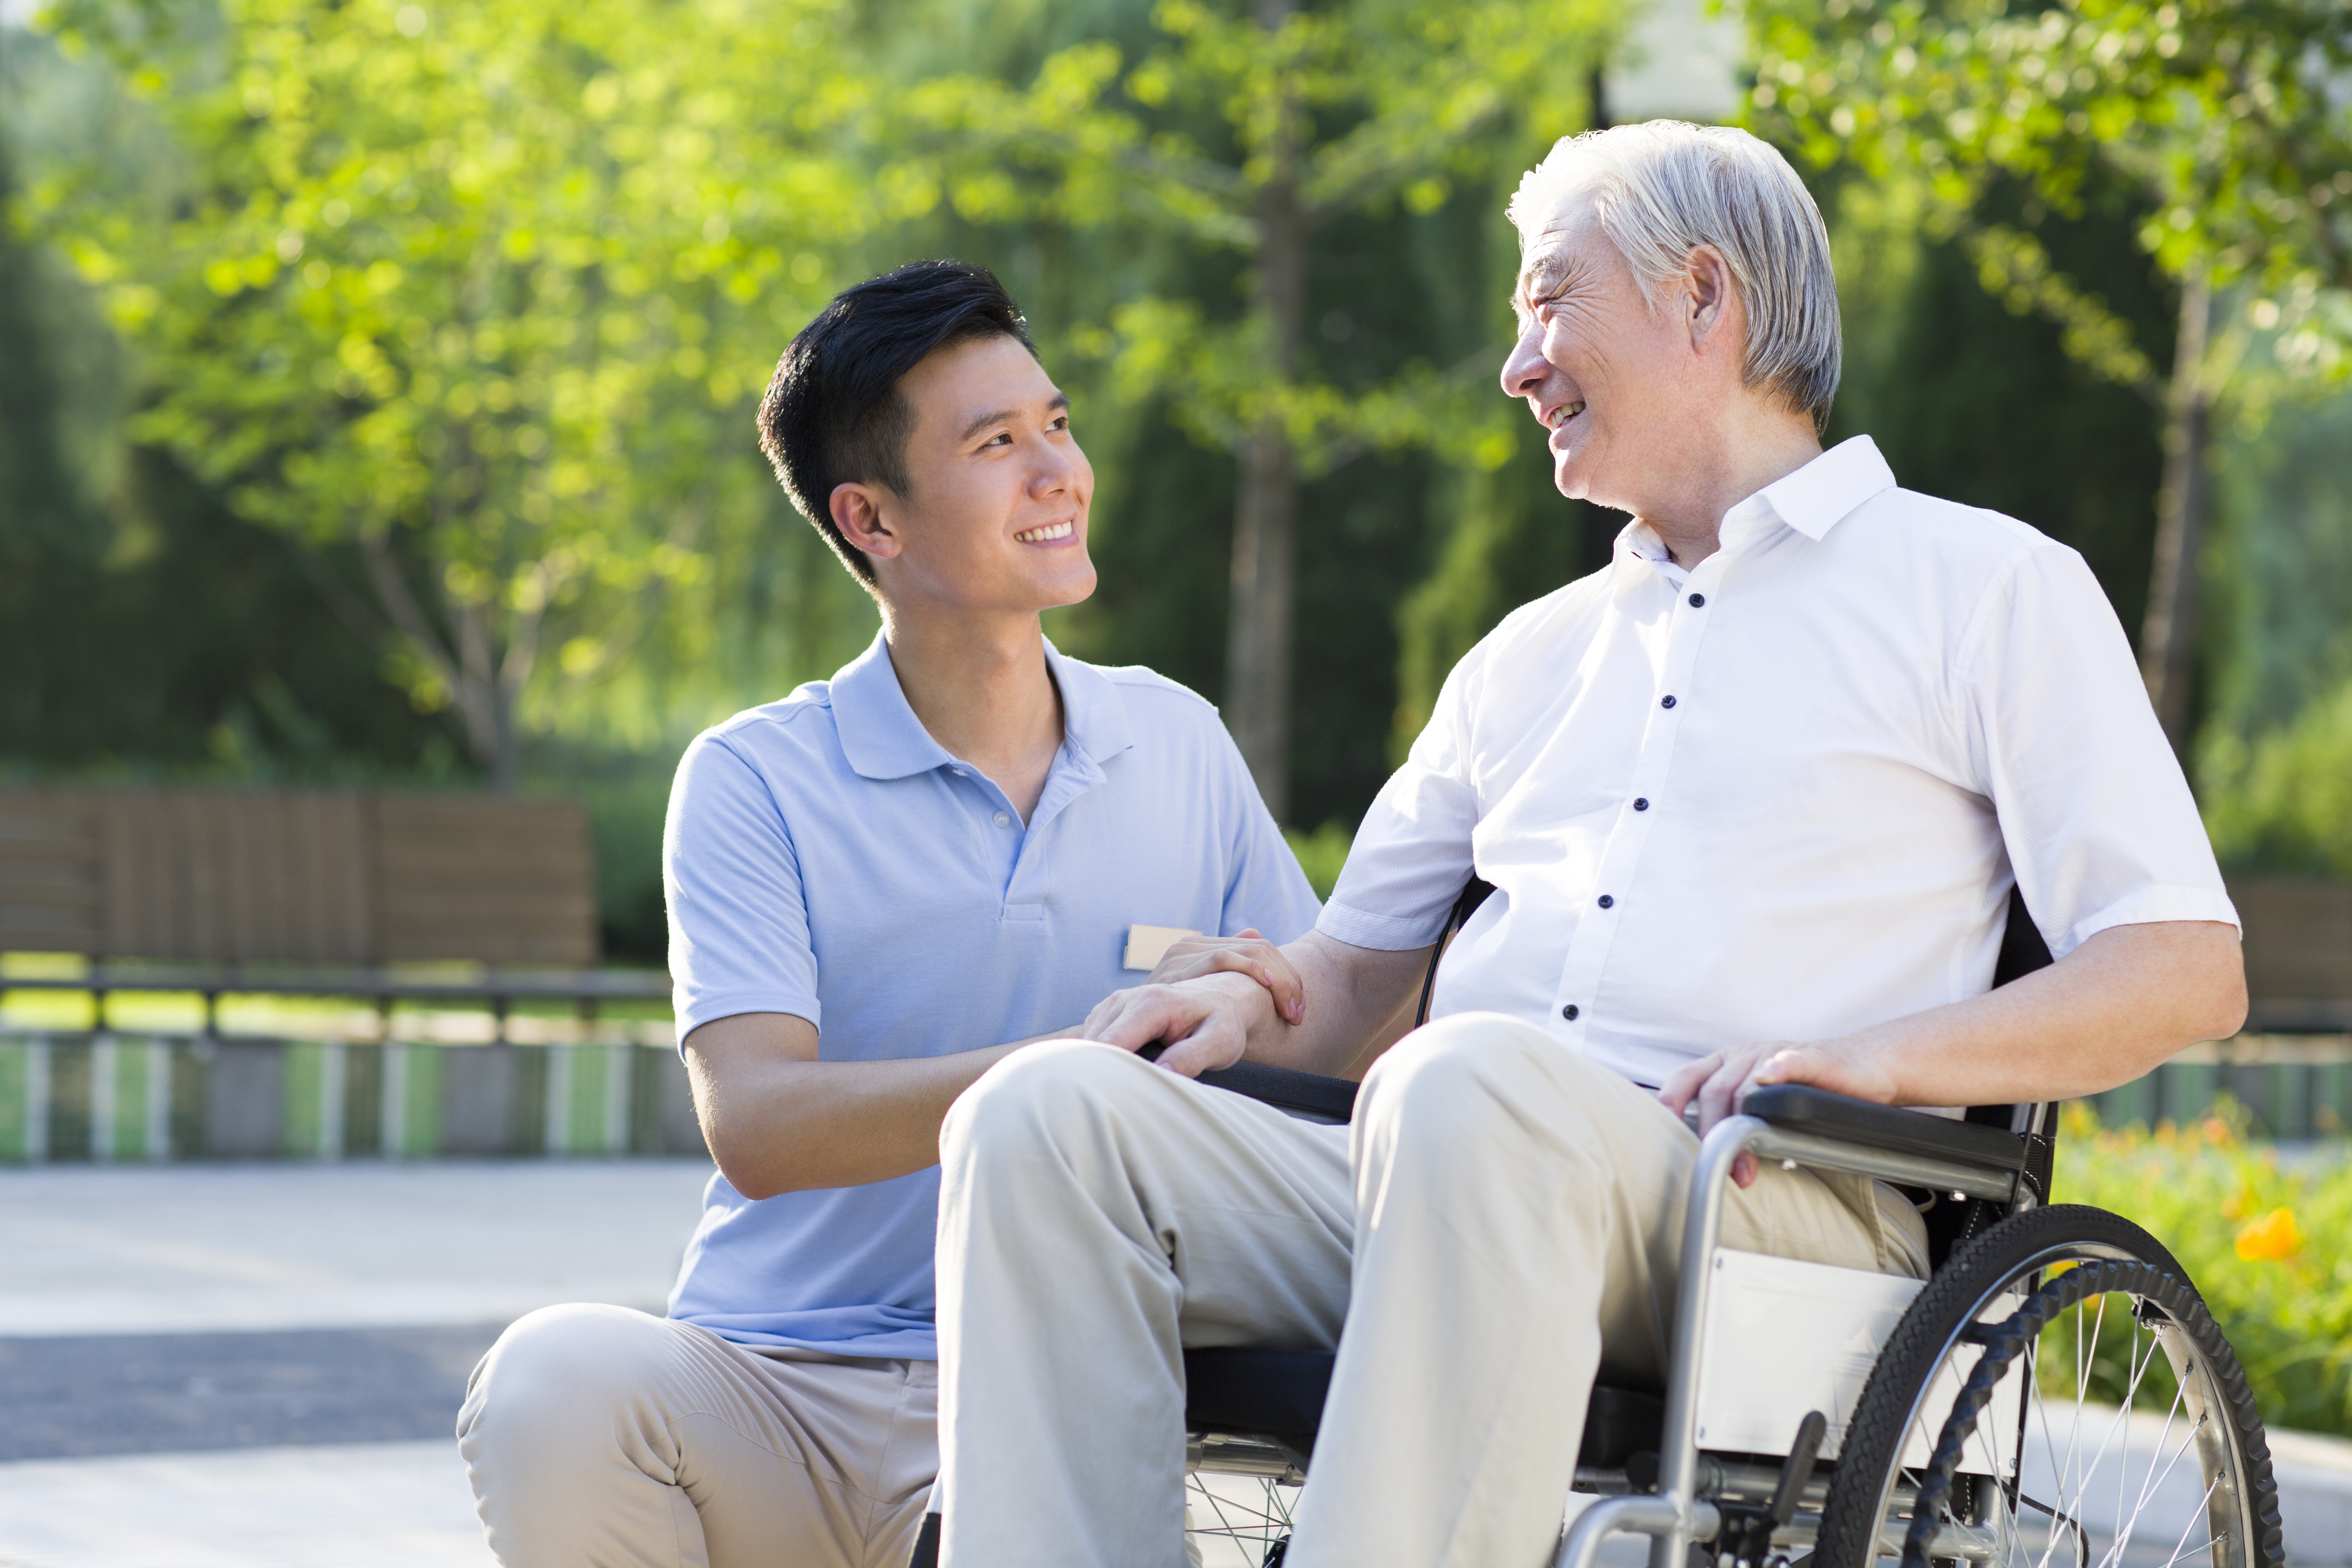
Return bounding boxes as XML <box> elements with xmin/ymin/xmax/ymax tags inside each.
<box><xmin>661</xmin><ymin>631</ymin><xmax>1320</xmax><ymax>1358</ymax></box>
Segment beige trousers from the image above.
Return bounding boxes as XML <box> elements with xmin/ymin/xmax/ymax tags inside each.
<box><xmin>935</xmin><ymin>1013</ymin><xmax>1928</xmax><ymax>1568</ymax></box>
<box><xmin>457</xmin><ymin>1304</ymin><xmax>936</xmax><ymax>1568</ymax></box>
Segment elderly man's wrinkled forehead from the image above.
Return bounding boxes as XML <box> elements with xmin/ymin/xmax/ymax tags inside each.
<box><xmin>1510</xmin><ymin>183</ymin><xmax>1613</xmax><ymax>325</ymax></box>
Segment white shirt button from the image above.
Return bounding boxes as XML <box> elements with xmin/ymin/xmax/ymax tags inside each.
<box><xmin>993</xmin><ymin>811</ymin><xmax>1011</xmax><ymax>828</ymax></box>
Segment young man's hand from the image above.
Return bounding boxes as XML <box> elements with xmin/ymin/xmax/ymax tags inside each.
<box><xmin>1081</xmin><ymin>970</ymin><xmax>1276</xmax><ymax>1078</ymax></box>
<box><xmin>1144</xmin><ymin>929</ymin><xmax>1305</xmax><ymax>1025</ymax></box>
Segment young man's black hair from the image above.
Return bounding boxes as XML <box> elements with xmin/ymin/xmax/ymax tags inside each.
<box><xmin>756</xmin><ymin>259</ymin><xmax>1036</xmax><ymax>583</ymax></box>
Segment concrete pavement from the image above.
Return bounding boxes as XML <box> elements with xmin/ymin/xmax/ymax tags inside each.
<box><xmin>7</xmin><ymin>1156</ymin><xmax>2352</xmax><ymax>1566</ymax></box>
<box><xmin>0</xmin><ymin>1157</ymin><xmax>711</xmax><ymax>1566</ymax></box>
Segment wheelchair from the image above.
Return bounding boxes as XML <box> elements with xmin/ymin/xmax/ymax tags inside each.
<box><xmin>1178</xmin><ymin>887</ymin><xmax>2287</xmax><ymax>1568</ymax></box>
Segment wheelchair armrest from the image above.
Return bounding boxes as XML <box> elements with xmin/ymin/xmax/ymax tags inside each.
<box><xmin>1194</xmin><ymin>1059</ymin><xmax>1358</xmax><ymax>1124</ymax></box>
<box><xmin>1740</xmin><ymin>1084</ymin><xmax>2024</xmax><ymax>1175</ymax></box>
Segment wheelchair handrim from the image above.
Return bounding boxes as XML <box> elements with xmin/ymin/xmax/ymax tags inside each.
<box><xmin>1862</xmin><ymin>1242</ymin><xmax>2261</xmax><ymax>1568</ymax></box>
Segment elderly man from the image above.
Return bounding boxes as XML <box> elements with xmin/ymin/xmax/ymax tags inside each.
<box><xmin>928</xmin><ymin>123</ymin><xmax>2246</xmax><ymax>1567</ymax></box>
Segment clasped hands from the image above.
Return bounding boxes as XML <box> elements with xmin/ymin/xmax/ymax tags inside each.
<box><xmin>1109</xmin><ymin>933</ymin><xmax>1901</xmax><ymax>1189</ymax></box>
<box><xmin>1102</xmin><ymin>930</ymin><xmax>1302</xmax><ymax>1076</ymax></box>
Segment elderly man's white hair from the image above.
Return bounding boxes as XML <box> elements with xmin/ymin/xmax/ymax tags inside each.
<box><xmin>1508</xmin><ymin>121</ymin><xmax>1841</xmax><ymax>432</ymax></box>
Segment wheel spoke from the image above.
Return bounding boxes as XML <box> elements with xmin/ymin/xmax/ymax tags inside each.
<box><xmin>2099</xmin><ymin>1412</ymin><xmax>2209</xmax><ymax>1568</ymax></box>
<box><xmin>2156</xmin><ymin>1473</ymin><xmax>2222</xmax><ymax>1568</ymax></box>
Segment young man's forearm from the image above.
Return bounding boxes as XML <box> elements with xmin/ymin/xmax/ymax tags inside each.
<box><xmin>683</xmin><ymin>1015</ymin><xmax>1070</xmax><ymax>1199</ymax></box>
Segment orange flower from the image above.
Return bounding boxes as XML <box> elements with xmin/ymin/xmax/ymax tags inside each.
<box><xmin>2234</xmin><ymin>1208</ymin><xmax>2303</xmax><ymax>1263</ymax></box>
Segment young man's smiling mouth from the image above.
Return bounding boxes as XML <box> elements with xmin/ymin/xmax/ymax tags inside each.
<box><xmin>1013</xmin><ymin>520</ymin><xmax>1076</xmax><ymax>543</ymax></box>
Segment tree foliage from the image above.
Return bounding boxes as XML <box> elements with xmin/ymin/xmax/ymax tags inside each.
<box><xmin>1751</xmin><ymin>0</ymin><xmax>2352</xmax><ymax>316</ymax></box>
<box><xmin>1749</xmin><ymin>0</ymin><xmax>2352</xmax><ymax>748</ymax></box>
<box><xmin>888</xmin><ymin>0</ymin><xmax>1614</xmax><ymax>815</ymax></box>
<box><xmin>31</xmin><ymin>0</ymin><xmax>870</xmax><ymax>786</ymax></box>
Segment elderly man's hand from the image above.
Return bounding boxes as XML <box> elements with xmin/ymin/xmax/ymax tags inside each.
<box><xmin>1144</xmin><ymin>929</ymin><xmax>1305</xmax><ymax>1025</ymax></box>
<box><xmin>1082</xmin><ymin>971</ymin><xmax>1274</xmax><ymax>1079</ymax></box>
<box><xmin>1658</xmin><ymin>1040</ymin><xmax>1901</xmax><ymax>1188</ymax></box>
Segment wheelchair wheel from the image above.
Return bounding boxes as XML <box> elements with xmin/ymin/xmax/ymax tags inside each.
<box><xmin>1815</xmin><ymin>1204</ymin><xmax>2285</xmax><ymax>1568</ymax></box>
<box><xmin>1185</xmin><ymin>1471</ymin><xmax>1295</xmax><ymax>1566</ymax></box>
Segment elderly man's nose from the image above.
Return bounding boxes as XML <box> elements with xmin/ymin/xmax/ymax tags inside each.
<box><xmin>1500</xmin><ymin>326</ymin><xmax>1550</xmax><ymax>400</ymax></box>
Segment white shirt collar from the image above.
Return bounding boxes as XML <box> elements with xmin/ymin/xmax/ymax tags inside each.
<box><xmin>1616</xmin><ymin>435</ymin><xmax>1901</xmax><ymax>579</ymax></box>
<box><xmin>1724</xmin><ymin>434</ymin><xmax>1899</xmax><ymax>544</ymax></box>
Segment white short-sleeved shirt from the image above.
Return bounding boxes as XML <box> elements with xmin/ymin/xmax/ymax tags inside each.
<box><xmin>663</xmin><ymin>633</ymin><xmax>1319</xmax><ymax>1357</ymax></box>
<box><xmin>1320</xmin><ymin>436</ymin><xmax>2236</xmax><ymax>1090</ymax></box>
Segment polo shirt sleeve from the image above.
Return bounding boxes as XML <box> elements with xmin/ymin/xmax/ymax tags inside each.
<box><xmin>1314</xmin><ymin>646</ymin><xmax>1486</xmax><ymax>951</ymax></box>
<box><xmin>664</xmin><ymin>731</ymin><xmax>823</xmax><ymax>1041</ymax></box>
<box><xmin>1967</xmin><ymin>542</ymin><xmax>2239</xmax><ymax>958</ymax></box>
<box><xmin>1212</xmin><ymin>731</ymin><xmax>1323</xmax><ymax>944</ymax></box>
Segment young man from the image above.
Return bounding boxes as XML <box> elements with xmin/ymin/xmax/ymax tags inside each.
<box><xmin>456</xmin><ymin>260</ymin><xmax>1319</xmax><ymax>1568</ymax></box>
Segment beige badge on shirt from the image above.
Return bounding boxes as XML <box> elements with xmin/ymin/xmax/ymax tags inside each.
<box><xmin>1123</xmin><ymin>924</ymin><xmax>1201</xmax><ymax>971</ymax></box>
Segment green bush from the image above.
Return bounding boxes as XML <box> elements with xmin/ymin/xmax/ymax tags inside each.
<box><xmin>1284</xmin><ymin>821</ymin><xmax>1355</xmax><ymax>902</ymax></box>
<box><xmin>2053</xmin><ymin>1100</ymin><xmax>2352</xmax><ymax>1437</ymax></box>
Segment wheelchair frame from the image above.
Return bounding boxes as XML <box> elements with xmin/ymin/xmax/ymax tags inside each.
<box><xmin>1178</xmin><ymin>1086</ymin><xmax>2043</xmax><ymax>1568</ymax></box>
<box><xmin>1551</xmin><ymin>1096</ymin><xmax>2036</xmax><ymax>1568</ymax></box>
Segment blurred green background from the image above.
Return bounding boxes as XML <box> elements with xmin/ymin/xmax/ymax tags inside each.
<box><xmin>2</xmin><ymin>0</ymin><xmax>2347</xmax><ymax>950</ymax></box>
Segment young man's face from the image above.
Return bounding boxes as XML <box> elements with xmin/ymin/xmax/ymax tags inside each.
<box><xmin>856</xmin><ymin>333</ymin><xmax>1097</xmax><ymax>616</ymax></box>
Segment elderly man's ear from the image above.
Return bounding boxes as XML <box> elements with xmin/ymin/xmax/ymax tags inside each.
<box><xmin>831</xmin><ymin>483</ymin><xmax>902</xmax><ymax>562</ymax></box>
<box><xmin>1681</xmin><ymin>243</ymin><xmax>1739</xmax><ymax>353</ymax></box>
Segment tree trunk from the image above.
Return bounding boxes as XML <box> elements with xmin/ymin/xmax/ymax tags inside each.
<box><xmin>1224</xmin><ymin>0</ymin><xmax>1305</xmax><ymax>820</ymax></box>
<box><xmin>2139</xmin><ymin>274</ymin><xmax>2212</xmax><ymax>754</ymax></box>
<box><xmin>1226</xmin><ymin>423</ymin><xmax>1298</xmax><ymax>817</ymax></box>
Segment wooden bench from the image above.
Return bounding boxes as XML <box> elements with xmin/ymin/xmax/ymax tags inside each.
<box><xmin>2230</xmin><ymin>875</ymin><xmax>2352</xmax><ymax>1034</ymax></box>
<box><xmin>0</xmin><ymin>787</ymin><xmax>668</xmax><ymax>1034</ymax></box>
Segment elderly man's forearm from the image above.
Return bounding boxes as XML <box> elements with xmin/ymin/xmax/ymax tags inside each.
<box><xmin>1844</xmin><ymin>920</ymin><xmax>2246</xmax><ymax>1107</ymax></box>
<box><xmin>1240</xmin><ymin>932</ymin><xmax>1432</xmax><ymax>1078</ymax></box>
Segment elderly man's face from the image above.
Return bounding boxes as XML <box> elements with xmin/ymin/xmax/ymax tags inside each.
<box><xmin>1500</xmin><ymin>193</ymin><xmax>1702</xmax><ymax>510</ymax></box>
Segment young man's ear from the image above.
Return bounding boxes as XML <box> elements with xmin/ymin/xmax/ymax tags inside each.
<box><xmin>830</xmin><ymin>482</ymin><xmax>902</xmax><ymax>564</ymax></box>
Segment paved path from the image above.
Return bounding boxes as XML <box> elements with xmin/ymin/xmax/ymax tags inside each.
<box><xmin>7</xmin><ymin>1157</ymin><xmax>2352</xmax><ymax>1566</ymax></box>
<box><xmin>0</xmin><ymin>1159</ymin><xmax>710</xmax><ymax>1336</ymax></box>
<box><xmin>0</xmin><ymin>1158</ymin><xmax>711</xmax><ymax>1566</ymax></box>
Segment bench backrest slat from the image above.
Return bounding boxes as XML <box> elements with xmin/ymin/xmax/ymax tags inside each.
<box><xmin>2228</xmin><ymin>876</ymin><xmax>2352</xmax><ymax>1003</ymax></box>
<box><xmin>0</xmin><ymin>788</ymin><xmax>597</xmax><ymax>968</ymax></box>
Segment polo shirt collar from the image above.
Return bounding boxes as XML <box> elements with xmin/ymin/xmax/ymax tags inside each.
<box><xmin>828</xmin><ymin>631</ymin><xmax>1135</xmax><ymax>782</ymax></box>
<box><xmin>1045</xmin><ymin>638</ymin><xmax>1135</xmax><ymax>768</ymax></box>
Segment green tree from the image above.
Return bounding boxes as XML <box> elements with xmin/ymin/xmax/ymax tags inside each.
<box><xmin>31</xmin><ymin>0</ymin><xmax>868</xmax><ymax>788</ymax></box>
<box><xmin>1750</xmin><ymin>0</ymin><xmax>2352</xmax><ymax>749</ymax></box>
<box><xmin>899</xmin><ymin>0</ymin><xmax>1615</xmax><ymax>816</ymax></box>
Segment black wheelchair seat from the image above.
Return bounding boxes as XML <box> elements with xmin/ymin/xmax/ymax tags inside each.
<box><xmin>1183</xmin><ymin>1347</ymin><xmax>1664</xmax><ymax>1468</ymax></box>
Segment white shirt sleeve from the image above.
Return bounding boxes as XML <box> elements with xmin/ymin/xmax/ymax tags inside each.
<box><xmin>1316</xmin><ymin>645</ymin><xmax>1487</xmax><ymax>951</ymax></box>
<box><xmin>1967</xmin><ymin>541</ymin><xmax>2239</xmax><ymax>956</ymax></box>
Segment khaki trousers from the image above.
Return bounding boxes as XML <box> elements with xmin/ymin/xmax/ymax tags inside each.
<box><xmin>457</xmin><ymin>1304</ymin><xmax>936</xmax><ymax>1568</ymax></box>
<box><xmin>935</xmin><ymin>1013</ymin><xmax>1928</xmax><ymax>1568</ymax></box>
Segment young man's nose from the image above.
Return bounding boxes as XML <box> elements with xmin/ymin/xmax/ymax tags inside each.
<box><xmin>1028</xmin><ymin>445</ymin><xmax>1078</xmax><ymax>497</ymax></box>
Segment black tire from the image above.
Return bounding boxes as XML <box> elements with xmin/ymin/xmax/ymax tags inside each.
<box><xmin>1815</xmin><ymin>1204</ymin><xmax>2285</xmax><ymax>1568</ymax></box>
